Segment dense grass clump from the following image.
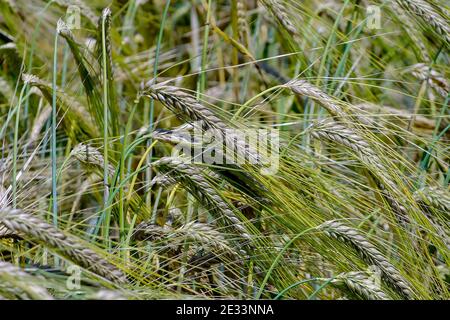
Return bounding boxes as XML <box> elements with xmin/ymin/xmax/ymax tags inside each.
<box><xmin>0</xmin><ymin>0</ymin><xmax>448</xmax><ymax>300</ymax></box>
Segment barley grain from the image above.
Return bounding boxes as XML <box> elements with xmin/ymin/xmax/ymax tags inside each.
<box><xmin>0</xmin><ymin>261</ymin><xmax>53</xmax><ymax>300</ymax></box>
<box><xmin>0</xmin><ymin>208</ymin><xmax>127</xmax><ymax>284</ymax></box>
<box><xmin>309</xmin><ymin>119</ymin><xmax>409</xmax><ymax>222</ymax></box>
<box><xmin>414</xmin><ymin>186</ymin><xmax>450</xmax><ymax>216</ymax></box>
<box><xmin>396</xmin><ymin>0</ymin><xmax>450</xmax><ymax>44</ymax></box>
<box><xmin>142</xmin><ymin>82</ymin><xmax>261</xmax><ymax>165</ymax></box>
<box><xmin>410</xmin><ymin>63</ymin><xmax>449</xmax><ymax>98</ymax></box>
<box><xmin>71</xmin><ymin>143</ymin><xmax>115</xmax><ymax>177</ymax></box>
<box><xmin>286</xmin><ymin>79</ymin><xmax>350</xmax><ymax>120</ymax></box>
<box><xmin>319</xmin><ymin>220</ymin><xmax>415</xmax><ymax>299</ymax></box>
<box><xmin>152</xmin><ymin>157</ymin><xmax>253</xmax><ymax>243</ymax></box>
<box><xmin>262</xmin><ymin>0</ymin><xmax>300</xmax><ymax>41</ymax></box>
<box><xmin>332</xmin><ymin>271</ymin><xmax>391</xmax><ymax>300</ymax></box>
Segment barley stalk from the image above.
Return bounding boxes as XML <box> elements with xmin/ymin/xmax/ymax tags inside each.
<box><xmin>319</xmin><ymin>220</ymin><xmax>415</xmax><ymax>299</ymax></box>
<box><xmin>0</xmin><ymin>208</ymin><xmax>127</xmax><ymax>284</ymax></box>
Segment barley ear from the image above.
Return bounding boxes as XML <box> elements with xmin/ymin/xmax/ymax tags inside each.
<box><xmin>319</xmin><ymin>220</ymin><xmax>415</xmax><ymax>299</ymax></box>
<box><xmin>0</xmin><ymin>208</ymin><xmax>128</xmax><ymax>285</ymax></box>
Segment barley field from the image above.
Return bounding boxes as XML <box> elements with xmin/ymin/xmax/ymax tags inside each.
<box><xmin>0</xmin><ymin>0</ymin><xmax>449</xmax><ymax>300</ymax></box>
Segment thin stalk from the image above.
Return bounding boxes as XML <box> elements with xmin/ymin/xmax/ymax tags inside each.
<box><xmin>274</xmin><ymin>278</ymin><xmax>320</xmax><ymax>300</ymax></box>
<box><xmin>101</xmin><ymin>10</ymin><xmax>110</xmax><ymax>242</ymax></box>
<box><xmin>197</xmin><ymin>0</ymin><xmax>213</xmax><ymax>99</ymax></box>
<box><xmin>24</xmin><ymin>1</ymin><xmax>55</xmax><ymax>124</ymax></box>
<box><xmin>12</xmin><ymin>85</ymin><xmax>28</xmax><ymax>209</ymax></box>
<box><xmin>119</xmin><ymin>103</ymin><xmax>138</xmax><ymax>244</ymax></box>
<box><xmin>308</xmin><ymin>278</ymin><xmax>335</xmax><ymax>300</ymax></box>
<box><xmin>145</xmin><ymin>0</ymin><xmax>171</xmax><ymax>207</ymax></box>
<box><xmin>51</xmin><ymin>28</ymin><xmax>59</xmax><ymax>229</ymax></box>
<box><xmin>233</xmin><ymin>84</ymin><xmax>285</xmax><ymax>120</ymax></box>
<box><xmin>256</xmin><ymin>226</ymin><xmax>318</xmax><ymax>299</ymax></box>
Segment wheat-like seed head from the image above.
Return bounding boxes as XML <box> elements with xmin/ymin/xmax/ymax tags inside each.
<box><xmin>390</xmin><ymin>1</ymin><xmax>431</xmax><ymax>63</ymax></box>
<box><xmin>414</xmin><ymin>186</ymin><xmax>450</xmax><ymax>216</ymax></box>
<box><xmin>309</xmin><ymin>119</ymin><xmax>375</xmax><ymax>158</ymax></box>
<box><xmin>0</xmin><ymin>261</ymin><xmax>53</xmax><ymax>300</ymax></box>
<box><xmin>134</xmin><ymin>221</ymin><xmax>234</xmax><ymax>254</ymax></box>
<box><xmin>134</xmin><ymin>223</ymin><xmax>172</xmax><ymax>242</ymax></box>
<box><xmin>99</xmin><ymin>8</ymin><xmax>114</xmax><ymax>80</ymax></box>
<box><xmin>396</xmin><ymin>0</ymin><xmax>450</xmax><ymax>44</ymax></box>
<box><xmin>319</xmin><ymin>220</ymin><xmax>415</xmax><ymax>299</ymax></box>
<box><xmin>286</xmin><ymin>80</ymin><xmax>351</xmax><ymax>120</ymax></box>
<box><xmin>148</xmin><ymin>173</ymin><xmax>177</xmax><ymax>189</ymax></box>
<box><xmin>56</xmin><ymin>18</ymin><xmax>73</xmax><ymax>38</ymax></box>
<box><xmin>262</xmin><ymin>0</ymin><xmax>300</xmax><ymax>41</ymax></box>
<box><xmin>0</xmin><ymin>208</ymin><xmax>127</xmax><ymax>284</ymax></box>
<box><xmin>152</xmin><ymin>157</ymin><xmax>253</xmax><ymax>243</ymax></box>
<box><xmin>142</xmin><ymin>82</ymin><xmax>227</xmax><ymax>130</ymax></box>
<box><xmin>22</xmin><ymin>73</ymin><xmax>96</xmax><ymax>136</ymax></box>
<box><xmin>142</xmin><ymin>82</ymin><xmax>262</xmax><ymax>165</ymax></box>
<box><xmin>176</xmin><ymin>221</ymin><xmax>234</xmax><ymax>253</ymax></box>
<box><xmin>410</xmin><ymin>63</ymin><xmax>449</xmax><ymax>98</ymax></box>
<box><xmin>309</xmin><ymin>119</ymin><xmax>409</xmax><ymax>222</ymax></box>
<box><xmin>71</xmin><ymin>143</ymin><xmax>115</xmax><ymax>177</ymax></box>
<box><xmin>236</xmin><ymin>0</ymin><xmax>250</xmax><ymax>47</ymax></box>
<box><xmin>332</xmin><ymin>271</ymin><xmax>391</xmax><ymax>300</ymax></box>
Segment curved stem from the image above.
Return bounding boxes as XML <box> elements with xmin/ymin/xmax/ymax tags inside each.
<box><xmin>256</xmin><ymin>225</ymin><xmax>318</xmax><ymax>299</ymax></box>
<box><xmin>233</xmin><ymin>84</ymin><xmax>285</xmax><ymax>120</ymax></box>
<box><xmin>274</xmin><ymin>278</ymin><xmax>322</xmax><ymax>300</ymax></box>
